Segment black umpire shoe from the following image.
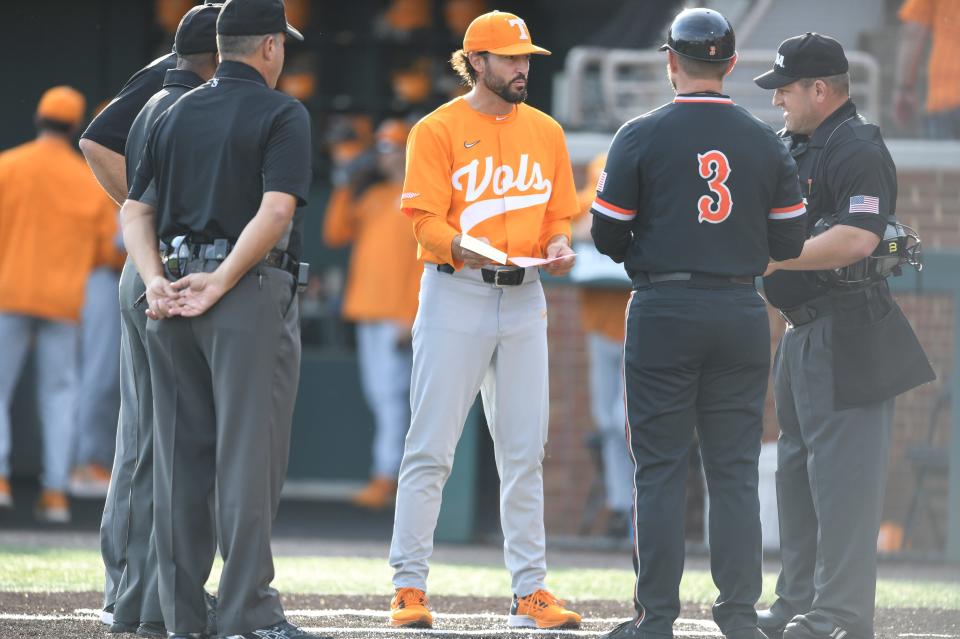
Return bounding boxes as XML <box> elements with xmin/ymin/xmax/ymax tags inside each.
<box><xmin>231</xmin><ymin>620</ymin><xmax>332</xmax><ymax>639</ymax></box>
<box><xmin>204</xmin><ymin>591</ymin><xmax>218</xmax><ymax>636</ymax></box>
<box><xmin>135</xmin><ymin>621</ymin><xmax>165</xmax><ymax>638</ymax></box>
<box><xmin>166</xmin><ymin>634</ymin><xmax>206</xmax><ymax>639</ymax></box>
<box><xmin>109</xmin><ymin>619</ymin><xmax>139</xmax><ymax>634</ymax></box>
<box><xmin>599</xmin><ymin>619</ymin><xmax>644</xmax><ymax>638</ymax></box>
<box><xmin>758</xmin><ymin>608</ymin><xmax>794</xmax><ymax>639</ymax></box>
<box><xmin>783</xmin><ymin>615</ymin><xmax>853</xmax><ymax>639</ymax></box>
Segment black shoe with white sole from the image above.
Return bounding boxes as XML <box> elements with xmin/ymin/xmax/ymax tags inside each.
<box><xmin>135</xmin><ymin>621</ymin><xmax>165</xmax><ymax>638</ymax></box>
<box><xmin>109</xmin><ymin>619</ymin><xmax>139</xmax><ymax>634</ymax></box>
<box><xmin>757</xmin><ymin>607</ymin><xmax>794</xmax><ymax>639</ymax></box>
<box><xmin>783</xmin><ymin>615</ymin><xmax>853</xmax><ymax>639</ymax></box>
<box><xmin>224</xmin><ymin>620</ymin><xmax>332</xmax><ymax>639</ymax></box>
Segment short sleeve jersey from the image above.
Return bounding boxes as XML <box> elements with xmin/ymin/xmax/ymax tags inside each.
<box><xmin>82</xmin><ymin>53</ymin><xmax>178</xmax><ymax>154</ymax></box>
<box><xmin>763</xmin><ymin>99</ymin><xmax>898</xmax><ymax>309</ymax></box>
<box><xmin>124</xmin><ymin>69</ymin><xmax>205</xmax><ymax>191</ymax></box>
<box><xmin>129</xmin><ymin>61</ymin><xmax>313</xmax><ymax>261</ymax></box>
<box><xmin>592</xmin><ymin>93</ymin><xmax>807</xmax><ymax>278</ymax></box>
<box><xmin>400</xmin><ymin>97</ymin><xmax>579</xmax><ymax>262</ymax></box>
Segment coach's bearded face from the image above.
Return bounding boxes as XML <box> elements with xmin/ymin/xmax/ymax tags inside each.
<box><xmin>483</xmin><ymin>54</ymin><xmax>529</xmax><ymax>104</ymax></box>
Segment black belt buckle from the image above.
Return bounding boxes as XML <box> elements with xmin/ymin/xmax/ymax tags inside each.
<box><xmin>483</xmin><ymin>267</ymin><xmax>524</xmax><ymax>287</ymax></box>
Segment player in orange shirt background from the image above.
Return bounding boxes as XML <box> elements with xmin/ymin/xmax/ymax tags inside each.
<box><xmin>387</xmin><ymin>10</ymin><xmax>582</xmax><ymax>631</ymax></box>
<box><xmin>0</xmin><ymin>86</ymin><xmax>116</xmax><ymax>523</ymax></box>
<box><xmin>573</xmin><ymin>153</ymin><xmax>634</xmax><ymax>539</ymax></box>
<box><xmin>323</xmin><ymin>118</ymin><xmax>421</xmax><ymax>510</ymax></box>
<box><xmin>892</xmin><ymin>0</ymin><xmax>960</xmax><ymax>138</ymax></box>
<box><xmin>71</xmin><ymin>188</ymin><xmax>127</xmax><ymax>498</ymax></box>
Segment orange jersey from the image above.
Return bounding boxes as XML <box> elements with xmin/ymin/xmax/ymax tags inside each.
<box><xmin>899</xmin><ymin>0</ymin><xmax>960</xmax><ymax>113</ymax></box>
<box><xmin>0</xmin><ymin>137</ymin><xmax>112</xmax><ymax>322</ymax></box>
<box><xmin>323</xmin><ymin>183</ymin><xmax>421</xmax><ymax>325</ymax></box>
<box><xmin>400</xmin><ymin>97</ymin><xmax>578</xmax><ymax>267</ymax></box>
<box><xmin>94</xmin><ymin>199</ymin><xmax>126</xmax><ymax>271</ymax></box>
<box><xmin>579</xmin><ymin>288</ymin><xmax>629</xmax><ymax>342</ymax></box>
<box><xmin>575</xmin><ymin>185</ymin><xmax>630</xmax><ymax>342</ymax></box>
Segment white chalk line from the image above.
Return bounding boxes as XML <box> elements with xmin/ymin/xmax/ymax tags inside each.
<box><xmin>8</xmin><ymin>609</ymin><xmax>953</xmax><ymax>639</ymax></box>
<box><xmin>17</xmin><ymin>609</ymin><xmax>719</xmax><ymax>634</ymax></box>
<box><xmin>286</xmin><ymin>609</ymin><xmax>719</xmax><ymax>628</ymax></box>
<box><xmin>299</xmin><ymin>627</ymin><xmax>719</xmax><ymax>637</ymax></box>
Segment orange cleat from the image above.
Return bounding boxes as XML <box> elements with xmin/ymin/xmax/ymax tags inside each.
<box><xmin>390</xmin><ymin>587</ymin><xmax>433</xmax><ymax>628</ymax></box>
<box><xmin>0</xmin><ymin>476</ymin><xmax>11</xmax><ymax>508</ymax></box>
<box><xmin>35</xmin><ymin>489</ymin><xmax>70</xmax><ymax>523</ymax></box>
<box><xmin>352</xmin><ymin>477</ymin><xmax>398</xmax><ymax>510</ymax></box>
<box><xmin>69</xmin><ymin>463</ymin><xmax>112</xmax><ymax>497</ymax></box>
<box><xmin>508</xmin><ymin>589</ymin><xmax>582</xmax><ymax>629</ymax></box>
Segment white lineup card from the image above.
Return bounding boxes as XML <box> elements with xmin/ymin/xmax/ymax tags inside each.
<box><xmin>460</xmin><ymin>234</ymin><xmax>508</xmax><ymax>265</ymax></box>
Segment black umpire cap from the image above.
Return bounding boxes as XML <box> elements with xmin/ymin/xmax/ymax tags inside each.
<box><xmin>217</xmin><ymin>0</ymin><xmax>304</xmax><ymax>42</ymax></box>
<box><xmin>175</xmin><ymin>3</ymin><xmax>222</xmax><ymax>55</ymax></box>
<box><xmin>754</xmin><ymin>33</ymin><xmax>849</xmax><ymax>89</ymax></box>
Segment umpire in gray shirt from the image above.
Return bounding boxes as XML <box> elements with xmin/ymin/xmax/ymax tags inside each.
<box><xmin>120</xmin><ymin>1</ymin><xmax>323</xmax><ymax>637</ymax></box>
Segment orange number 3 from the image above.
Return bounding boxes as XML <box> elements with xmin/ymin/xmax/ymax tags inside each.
<box><xmin>697</xmin><ymin>150</ymin><xmax>732</xmax><ymax>224</ymax></box>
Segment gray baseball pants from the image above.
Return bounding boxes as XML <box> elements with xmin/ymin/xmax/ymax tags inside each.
<box><xmin>389</xmin><ymin>264</ymin><xmax>550</xmax><ymax>597</ymax></box>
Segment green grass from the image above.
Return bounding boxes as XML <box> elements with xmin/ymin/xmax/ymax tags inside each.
<box><xmin>1</xmin><ymin>547</ymin><xmax>957</xmax><ymax>610</ymax></box>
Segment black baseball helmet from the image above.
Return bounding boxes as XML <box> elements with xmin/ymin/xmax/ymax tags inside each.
<box><xmin>659</xmin><ymin>8</ymin><xmax>736</xmax><ymax>62</ymax></box>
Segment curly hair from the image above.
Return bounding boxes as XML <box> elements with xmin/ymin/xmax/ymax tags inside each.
<box><xmin>450</xmin><ymin>49</ymin><xmax>487</xmax><ymax>87</ymax></box>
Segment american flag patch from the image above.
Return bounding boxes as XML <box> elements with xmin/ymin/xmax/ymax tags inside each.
<box><xmin>596</xmin><ymin>170</ymin><xmax>607</xmax><ymax>193</ymax></box>
<box><xmin>849</xmin><ymin>195</ymin><xmax>879</xmax><ymax>214</ymax></box>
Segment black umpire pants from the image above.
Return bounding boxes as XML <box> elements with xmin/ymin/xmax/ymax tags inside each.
<box><xmin>770</xmin><ymin>314</ymin><xmax>893</xmax><ymax>638</ymax></box>
<box><xmin>625</xmin><ymin>283</ymin><xmax>769</xmax><ymax>638</ymax></box>
<box><xmin>146</xmin><ymin>259</ymin><xmax>300</xmax><ymax>636</ymax></box>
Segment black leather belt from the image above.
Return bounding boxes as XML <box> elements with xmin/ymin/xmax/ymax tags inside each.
<box><xmin>779</xmin><ymin>287</ymin><xmax>879</xmax><ymax>328</ymax></box>
<box><xmin>162</xmin><ymin>238</ymin><xmax>299</xmax><ymax>279</ymax></box>
<box><xmin>632</xmin><ymin>271</ymin><xmax>755</xmax><ymax>288</ymax></box>
<box><xmin>262</xmin><ymin>248</ymin><xmax>299</xmax><ymax>278</ymax></box>
<box><xmin>436</xmin><ymin>263</ymin><xmax>525</xmax><ymax>286</ymax></box>
<box><xmin>779</xmin><ymin>296</ymin><xmax>835</xmax><ymax>327</ymax></box>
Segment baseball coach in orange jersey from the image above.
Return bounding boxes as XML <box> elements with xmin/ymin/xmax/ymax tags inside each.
<box><xmin>387</xmin><ymin>9</ymin><xmax>582</xmax><ymax>632</ymax></box>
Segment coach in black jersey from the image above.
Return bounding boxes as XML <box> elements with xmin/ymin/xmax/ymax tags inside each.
<box><xmin>78</xmin><ymin>5</ymin><xmax>219</xmax><ymax>632</ymax></box>
<box><xmin>754</xmin><ymin>34</ymin><xmax>931</xmax><ymax>639</ymax></box>
<box><xmin>592</xmin><ymin>9</ymin><xmax>806</xmax><ymax>639</ymax></box>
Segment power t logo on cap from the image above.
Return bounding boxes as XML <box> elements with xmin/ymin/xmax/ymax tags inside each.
<box><xmin>463</xmin><ymin>10</ymin><xmax>551</xmax><ymax>55</ymax></box>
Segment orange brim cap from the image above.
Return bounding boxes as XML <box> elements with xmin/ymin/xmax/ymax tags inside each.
<box><xmin>487</xmin><ymin>42</ymin><xmax>551</xmax><ymax>55</ymax></box>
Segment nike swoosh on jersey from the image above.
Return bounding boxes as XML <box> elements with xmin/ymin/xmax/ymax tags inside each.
<box><xmin>464</xmin><ymin>140</ymin><xmax>480</xmax><ymax>148</ymax></box>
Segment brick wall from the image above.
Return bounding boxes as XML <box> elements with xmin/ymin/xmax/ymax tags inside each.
<box><xmin>541</xmin><ymin>167</ymin><xmax>958</xmax><ymax>547</ymax></box>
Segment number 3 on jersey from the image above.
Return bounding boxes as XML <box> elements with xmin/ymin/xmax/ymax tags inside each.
<box><xmin>697</xmin><ymin>150</ymin><xmax>732</xmax><ymax>224</ymax></box>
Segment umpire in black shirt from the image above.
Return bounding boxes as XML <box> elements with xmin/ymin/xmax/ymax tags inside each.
<box><xmin>756</xmin><ymin>34</ymin><xmax>932</xmax><ymax>639</ymax></box>
<box><xmin>81</xmin><ymin>5</ymin><xmax>219</xmax><ymax>632</ymax></box>
<box><xmin>108</xmin><ymin>6</ymin><xmax>221</xmax><ymax>636</ymax></box>
<box><xmin>592</xmin><ymin>8</ymin><xmax>806</xmax><ymax>639</ymax></box>
<box><xmin>120</xmin><ymin>0</ymin><xmax>322</xmax><ymax>637</ymax></box>
<box><xmin>80</xmin><ymin>32</ymin><xmax>176</xmax><ymax>636</ymax></box>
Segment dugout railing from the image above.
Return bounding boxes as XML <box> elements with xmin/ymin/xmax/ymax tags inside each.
<box><xmin>561</xmin><ymin>47</ymin><xmax>880</xmax><ymax>131</ymax></box>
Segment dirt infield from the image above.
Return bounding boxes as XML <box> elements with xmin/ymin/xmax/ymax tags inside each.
<box><xmin>1</xmin><ymin>592</ymin><xmax>958</xmax><ymax>639</ymax></box>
